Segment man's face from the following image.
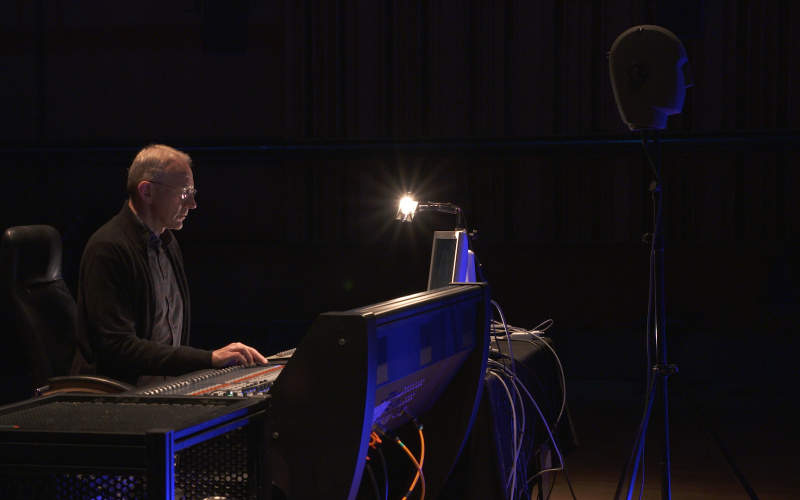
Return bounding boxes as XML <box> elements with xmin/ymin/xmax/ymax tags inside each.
<box><xmin>148</xmin><ymin>159</ymin><xmax>197</xmax><ymax>233</ymax></box>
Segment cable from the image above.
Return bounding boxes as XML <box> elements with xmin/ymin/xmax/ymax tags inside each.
<box><xmin>487</xmin><ymin>351</ymin><xmax>575</xmax><ymax>499</ymax></box>
<box><xmin>488</xmin><ymin>359</ymin><xmax>577</xmax><ymax>500</ymax></box>
<box><xmin>490</xmin><ymin>360</ymin><xmax>567</xmax><ymax>472</ymax></box>
<box><xmin>487</xmin><ymin>361</ymin><xmax>529</xmax><ymax>499</ymax></box>
<box><xmin>487</xmin><ymin>369</ymin><xmax>523</xmax><ymax>497</ymax></box>
<box><xmin>488</xmin><ymin>300</ymin><xmax>578</xmax><ymax>499</ymax></box>
<box><xmin>514</xmin><ymin>367</ymin><xmax>577</xmax><ymax>500</ymax></box>
<box><xmin>368</xmin><ymin>431</ymin><xmax>389</xmax><ymax>500</ymax></box>
<box><xmin>490</xmin><ymin>300</ymin><xmax>517</xmax><ymax>378</ymax></box>
<box><xmin>397</xmin><ymin>437</ymin><xmax>425</xmax><ymax>500</ymax></box>
<box><xmin>374</xmin><ymin>420</ymin><xmax>426</xmax><ymax>500</ymax></box>
<box><xmin>363</xmin><ymin>462</ymin><xmax>381</xmax><ymax>500</ymax></box>
<box><xmin>532</xmin><ymin>318</ymin><xmax>555</xmax><ymax>332</ymax></box>
<box><xmin>400</xmin><ymin>413</ymin><xmax>426</xmax><ymax>500</ymax></box>
<box><xmin>489</xmin><ymin>308</ymin><xmax>567</xmax><ymax>431</ymax></box>
<box><xmin>528</xmin><ymin>335</ymin><xmax>568</xmax><ymax>426</ymax></box>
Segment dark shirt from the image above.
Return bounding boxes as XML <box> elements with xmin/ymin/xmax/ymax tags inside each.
<box><xmin>147</xmin><ymin>231</ymin><xmax>183</xmax><ymax>348</ymax></box>
<box><xmin>138</xmin><ymin>231</ymin><xmax>185</xmax><ymax>386</ymax></box>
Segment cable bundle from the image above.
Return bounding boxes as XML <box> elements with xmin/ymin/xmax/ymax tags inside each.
<box><xmin>488</xmin><ymin>300</ymin><xmax>577</xmax><ymax>500</ymax></box>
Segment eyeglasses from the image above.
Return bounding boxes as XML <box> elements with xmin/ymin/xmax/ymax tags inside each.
<box><xmin>148</xmin><ymin>180</ymin><xmax>197</xmax><ymax>200</ymax></box>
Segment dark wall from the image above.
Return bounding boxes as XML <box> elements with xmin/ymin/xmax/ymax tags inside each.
<box><xmin>3</xmin><ymin>1</ymin><xmax>797</xmax><ymax>141</ymax></box>
<box><xmin>2</xmin><ymin>1</ymin><xmax>799</xmax><ymax>380</ymax></box>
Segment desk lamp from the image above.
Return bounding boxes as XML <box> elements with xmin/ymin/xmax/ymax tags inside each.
<box><xmin>396</xmin><ymin>194</ymin><xmax>479</xmax><ymax>287</ymax></box>
<box><xmin>396</xmin><ymin>194</ymin><xmax>465</xmax><ymax>229</ymax></box>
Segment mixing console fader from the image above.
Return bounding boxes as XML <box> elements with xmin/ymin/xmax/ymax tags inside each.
<box><xmin>131</xmin><ymin>363</ymin><xmax>285</xmax><ymax>397</ymax></box>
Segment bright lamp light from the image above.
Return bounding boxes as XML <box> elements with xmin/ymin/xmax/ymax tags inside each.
<box><xmin>395</xmin><ymin>193</ymin><xmax>465</xmax><ymax>229</ymax></box>
<box><xmin>396</xmin><ymin>195</ymin><xmax>420</xmax><ymax>222</ymax></box>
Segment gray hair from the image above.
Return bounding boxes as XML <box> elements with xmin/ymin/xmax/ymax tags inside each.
<box><xmin>126</xmin><ymin>144</ymin><xmax>192</xmax><ymax>196</ymax></box>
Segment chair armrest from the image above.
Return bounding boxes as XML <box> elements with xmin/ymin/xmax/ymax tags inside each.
<box><xmin>38</xmin><ymin>375</ymin><xmax>135</xmax><ymax>395</ymax></box>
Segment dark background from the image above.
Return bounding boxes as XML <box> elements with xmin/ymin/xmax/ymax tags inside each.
<box><xmin>1</xmin><ymin>1</ymin><xmax>798</xmax><ymax>387</ymax></box>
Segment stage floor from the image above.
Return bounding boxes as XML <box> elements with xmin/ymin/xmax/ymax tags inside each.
<box><xmin>546</xmin><ymin>377</ymin><xmax>799</xmax><ymax>500</ymax></box>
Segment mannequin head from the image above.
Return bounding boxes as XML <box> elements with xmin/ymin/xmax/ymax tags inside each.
<box><xmin>609</xmin><ymin>25</ymin><xmax>692</xmax><ymax>130</ymax></box>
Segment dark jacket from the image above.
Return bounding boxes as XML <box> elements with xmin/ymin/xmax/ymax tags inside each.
<box><xmin>71</xmin><ymin>202</ymin><xmax>211</xmax><ymax>385</ymax></box>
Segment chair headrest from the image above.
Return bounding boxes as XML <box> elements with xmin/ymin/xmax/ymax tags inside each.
<box><xmin>1</xmin><ymin>225</ymin><xmax>63</xmax><ymax>288</ymax></box>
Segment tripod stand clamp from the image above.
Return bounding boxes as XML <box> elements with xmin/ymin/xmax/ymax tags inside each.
<box><xmin>653</xmin><ymin>363</ymin><xmax>679</xmax><ymax>377</ymax></box>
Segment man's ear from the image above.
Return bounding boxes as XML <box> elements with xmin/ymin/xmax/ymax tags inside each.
<box><xmin>137</xmin><ymin>181</ymin><xmax>153</xmax><ymax>204</ymax></box>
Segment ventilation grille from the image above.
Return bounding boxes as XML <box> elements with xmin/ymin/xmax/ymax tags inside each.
<box><xmin>0</xmin><ymin>430</ymin><xmax>252</xmax><ymax>499</ymax></box>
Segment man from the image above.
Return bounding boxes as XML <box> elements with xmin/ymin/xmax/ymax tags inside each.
<box><xmin>72</xmin><ymin>144</ymin><xmax>267</xmax><ymax>386</ymax></box>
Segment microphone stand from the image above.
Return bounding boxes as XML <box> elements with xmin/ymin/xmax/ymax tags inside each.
<box><xmin>614</xmin><ymin>130</ymin><xmax>678</xmax><ymax>500</ymax></box>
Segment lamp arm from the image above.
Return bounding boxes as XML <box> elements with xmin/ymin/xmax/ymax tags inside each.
<box><xmin>417</xmin><ymin>202</ymin><xmax>465</xmax><ymax>229</ymax></box>
<box><xmin>417</xmin><ymin>202</ymin><xmax>461</xmax><ymax>215</ymax></box>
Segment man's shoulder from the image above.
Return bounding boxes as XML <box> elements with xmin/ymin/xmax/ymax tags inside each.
<box><xmin>89</xmin><ymin>215</ymin><xmax>127</xmax><ymax>244</ymax></box>
<box><xmin>86</xmin><ymin>205</ymin><xmax>143</xmax><ymax>252</ymax></box>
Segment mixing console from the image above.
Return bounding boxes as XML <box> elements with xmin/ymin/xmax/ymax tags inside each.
<box><xmin>131</xmin><ymin>363</ymin><xmax>285</xmax><ymax>397</ymax></box>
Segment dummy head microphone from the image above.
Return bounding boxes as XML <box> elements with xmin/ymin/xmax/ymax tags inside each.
<box><xmin>609</xmin><ymin>25</ymin><xmax>693</xmax><ymax>130</ymax></box>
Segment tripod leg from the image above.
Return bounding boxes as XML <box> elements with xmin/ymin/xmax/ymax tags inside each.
<box><xmin>659</xmin><ymin>373</ymin><xmax>672</xmax><ymax>500</ymax></box>
<box><xmin>614</xmin><ymin>368</ymin><xmax>659</xmax><ymax>500</ymax></box>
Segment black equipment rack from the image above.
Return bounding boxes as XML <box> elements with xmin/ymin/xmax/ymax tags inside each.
<box><xmin>0</xmin><ymin>393</ymin><xmax>270</xmax><ymax>499</ymax></box>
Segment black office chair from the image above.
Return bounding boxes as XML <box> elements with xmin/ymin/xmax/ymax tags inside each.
<box><xmin>0</xmin><ymin>225</ymin><xmax>131</xmax><ymax>406</ymax></box>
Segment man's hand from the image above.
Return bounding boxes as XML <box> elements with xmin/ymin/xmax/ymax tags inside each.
<box><xmin>212</xmin><ymin>342</ymin><xmax>269</xmax><ymax>368</ymax></box>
